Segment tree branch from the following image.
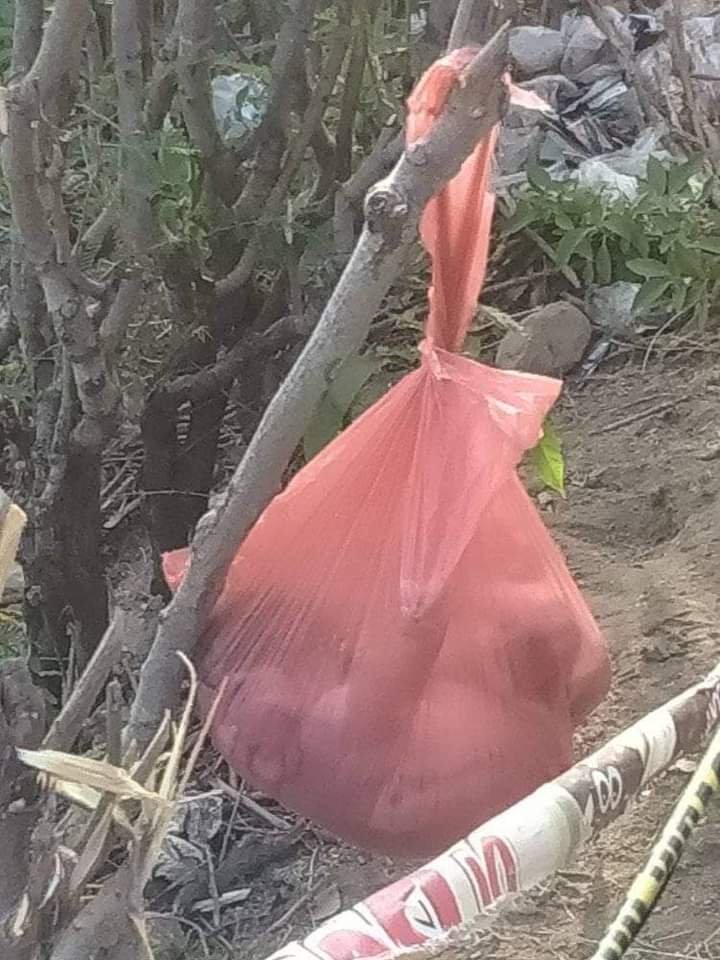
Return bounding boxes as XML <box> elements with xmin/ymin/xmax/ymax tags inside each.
<box><xmin>447</xmin><ymin>0</ymin><xmax>478</xmax><ymax>52</ymax></box>
<box><xmin>25</xmin><ymin>0</ymin><xmax>91</xmax><ymax>124</ymax></box>
<box><xmin>125</xmin><ymin>25</ymin><xmax>511</xmax><ymax>749</ymax></box>
<box><xmin>161</xmin><ymin>314</ymin><xmax>312</xmax><ymax>404</ymax></box>
<box><xmin>231</xmin><ymin>0</ymin><xmax>319</xmax><ymax>221</ymax></box>
<box><xmin>333</xmin><ymin>0</ymin><xmax>481</xmax><ymax>257</ymax></box>
<box><xmin>175</xmin><ymin>0</ymin><xmax>239</xmax><ymax>205</ymax></box>
<box><xmin>112</xmin><ymin>0</ymin><xmax>156</xmax><ymax>254</ymax></box>
<box><xmin>217</xmin><ymin>6</ymin><xmax>352</xmax><ymax>298</ymax></box>
<box><xmin>9</xmin><ymin>0</ymin><xmax>43</xmax><ymax>78</ymax></box>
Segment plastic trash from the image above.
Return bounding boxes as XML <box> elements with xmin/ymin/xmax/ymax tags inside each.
<box><xmin>212</xmin><ymin>72</ymin><xmax>268</xmax><ymax>141</ymax></box>
<box><xmin>165</xmin><ymin>50</ymin><xmax>610</xmax><ymax>858</ymax></box>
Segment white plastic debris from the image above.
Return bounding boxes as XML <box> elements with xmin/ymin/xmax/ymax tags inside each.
<box><xmin>574</xmin><ymin>159</ymin><xmax>640</xmax><ymax>200</ymax></box>
<box><xmin>587</xmin><ymin>282</ymin><xmax>642</xmax><ymax>334</ymax></box>
<box><xmin>212</xmin><ymin>72</ymin><xmax>269</xmax><ymax>140</ymax></box>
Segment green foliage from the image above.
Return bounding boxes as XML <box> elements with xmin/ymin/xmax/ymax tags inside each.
<box><xmin>0</xmin><ymin>0</ymin><xmax>13</xmax><ymax>78</ymax></box>
<box><xmin>502</xmin><ymin>155</ymin><xmax>720</xmax><ymax>326</ymax></box>
<box><xmin>151</xmin><ymin>127</ymin><xmax>207</xmax><ymax>251</ymax></box>
<box><xmin>530</xmin><ymin>419</ymin><xmax>565</xmax><ymax>496</ymax></box>
<box><xmin>303</xmin><ymin>352</ymin><xmax>383</xmax><ymax>459</ymax></box>
<box><xmin>0</xmin><ymin>608</ymin><xmax>27</xmax><ymax>659</ymax></box>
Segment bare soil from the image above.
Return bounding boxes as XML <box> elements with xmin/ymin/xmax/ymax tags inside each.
<box><xmin>162</xmin><ymin>346</ymin><xmax>720</xmax><ymax>960</ymax></box>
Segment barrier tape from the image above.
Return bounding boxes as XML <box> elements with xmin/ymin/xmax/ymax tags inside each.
<box><xmin>590</xmin><ymin>721</ymin><xmax>720</xmax><ymax>960</ymax></box>
<box><xmin>265</xmin><ymin>663</ymin><xmax>720</xmax><ymax>960</ymax></box>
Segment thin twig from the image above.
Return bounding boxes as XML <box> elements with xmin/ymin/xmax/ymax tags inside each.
<box><xmin>590</xmin><ymin>400</ymin><xmax>678</xmax><ymax>435</ymax></box>
<box><xmin>213</xmin><ymin>778</ymin><xmax>291</xmax><ymax>830</ymax></box>
<box><xmin>105</xmin><ymin>678</ymin><xmax>123</xmax><ymax>766</ymax></box>
<box><xmin>266</xmin><ymin>881</ymin><xmax>326</xmax><ymax>934</ymax></box>
<box><xmin>43</xmin><ymin>612</ymin><xmax>124</xmax><ymax>751</ymax></box>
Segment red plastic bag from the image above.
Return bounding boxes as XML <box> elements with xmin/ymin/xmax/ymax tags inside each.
<box><xmin>165</xmin><ymin>50</ymin><xmax>610</xmax><ymax>857</ymax></box>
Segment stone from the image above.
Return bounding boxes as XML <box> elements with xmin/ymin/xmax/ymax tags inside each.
<box><xmin>509</xmin><ymin>26</ymin><xmax>565</xmax><ymax>79</ymax></box>
<box><xmin>495</xmin><ymin>302</ymin><xmax>592</xmax><ymax>377</ymax></box>
<box><xmin>561</xmin><ymin>14</ymin><xmax>612</xmax><ymax>80</ymax></box>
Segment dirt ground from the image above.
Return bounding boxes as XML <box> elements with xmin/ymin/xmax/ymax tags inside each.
<box><xmin>159</xmin><ymin>344</ymin><xmax>720</xmax><ymax>960</ymax></box>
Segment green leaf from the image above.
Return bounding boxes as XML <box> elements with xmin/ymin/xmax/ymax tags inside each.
<box><xmin>303</xmin><ymin>353</ymin><xmax>381</xmax><ymax>460</ymax></box>
<box><xmin>555</xmin><ymin>228</ymin><xmax>589</xmax><ymax>266</ymax></box>
<box><xmin>696</xmin><ymin>236</ymin><xmax>720</xmax><ymax>255</ymax></box>
<box><xmin>672</xmin><ymin>281</ymin><xmax>689</xmax><ymax>313</ymax></box>
<box><xmin>576</xmin><ymin>235</ymin><xmax>594</xmax><ymax>260</ymax></box>
<box><xmin>667</xmin><ymin>155</ymin><xmax>705</xmax><ymax>195</ymax></box>
<box><xmin>531</xmin><ymin>420</ymin><xmax>565</xmax><ymax>496</ymax></box>
<box><xmin>632</xmin><ymin>229</ymin><xmax>650</xmax><ymax>259</ymax></box>
<box><xmin>303</xmin><ymin>397</ymin><xmax>344</xmax><ymax>460</ymax></box>
<box><xmin>527</xmin><ymin>162</ymin><xmax>555</xmax><ymax>193</ymax></box>
<box><xmin>503</xmin><ymin>204</ymin><xmax>537</xmax><ymax>235</ymax></box>
<box><xmin>645</xmin><ymin>156</ymin><xmax>668</xmax><ymax>196</ymax></box>
<box><xmin>554</xmin><ymin>211</ymin><xmax>575</xmax><ymax>231</ymax></box>
<box><xmin>607</xmin><ymin>214</ymin><xmax>650</xmax><ymax>258</ymax></box>
<box><xmin>596</xmin><ymin>238</ymin><xmax>613</xmax><ymax>285</ymax></box>
<box><xmin>626</xmin><ymin>258</ymin><xmax>671</xmax><ymax>279</ymax></box>
<box><xmin>585</xmin><ymin>198</ymin><xmax>605</xmax><ymax>228</ymax></box>
<box><xmin>528</xmin><ymin>229</ymin><xmax>581</xmax><ymax>287</ymax></box>
<box><xmin>327</xmin><ymin>353</ymin><xmax>380</xmax><ymax>412</ymax></box>
<box><xmin>671</xmin><ymin>244</ymin><xmax>704</xmax><ymax>279</ymax></box>
<box><xmin>632</xmin><ymin>278</ymin><xmax>672</xmax><ymax>314</ymax></box>
<box><xmin>605</xmin><ymin>213</ymin><xmax>635</xmax><ymax>243</ymax></box>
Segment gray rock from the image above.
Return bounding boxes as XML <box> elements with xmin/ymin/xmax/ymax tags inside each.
<box><xmin>509</xmin><ymin>26</ymin><xmax>565</xmax><ymax>78</ymax></box>
<box><xmin>495</xmin><ymin>302</ymin><xmax>592</xmax><ymax>377</ymax></box>
<box><xmin>561</xmin><ymin>14</ymin><xmax>612</xmax><ymax>80</ymax></box>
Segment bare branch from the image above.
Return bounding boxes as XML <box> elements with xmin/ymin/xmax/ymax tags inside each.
<box><xmin>25</xmin><ymin>0</ymin><xmax>92</xmax><ymax>123</ymax></box>
<box><xmin>293</xmin><ymin>56</ymin><xmax>337</xmax><ymax>198</ymax></box>
<box><xmin>335</xmin><ymin>14</ymin><xmax>374</xmax><ymax>184</ymax></box>
<box><xmin>217</xmin><ymin>7</ymin><xmax>352</xmax><ymax>297</ymax></box>
<box><xmin>4</xmin><ymin>0</ymin><xmax>120</xmax><ymax>431</ymax></box>
<box><xmin>145</xmin><ymin>46</ymin><xmax>177</xmax><ymax>132</ymax></box>
<box><xmin>334</xmin><ymin>124</ymin><xmax>402</xmax><ymax>256</ymax></box>
<box><xmin>231</xmin><ymin>0</ymin><xmax>320</xmax><ymax>221</ymax></box>
<box><xmin>176</xmin><ymin>0</ymin><xmax>239</xmax><ymax>204</ymax></box>
<box><xmin>9</xmin><ymin>0</ymin><xmax>43</xmax><ymax>78</ymax></box>
<box><xmin>125</xmin><ymin>25</ymin><xmax>511</xmax><ymax>749</ymax></box>
<box><xmin>447</xmin><ymin>0</ymin><xmax>478</xmax><ymax>52</ymax></box>
<box><xmin>112</xmin><ymin>0</ymin><xmax>157</xmax><ymax>254</ymax></box>
<box><xmin>100</xmin><ymin>275</ymin><xmax>143</xmax><ymax>357</ymax></box>
<box><xmin>162</xmin><ymin>314</ymin><xmax>312</xmax><ymax>404</ymax></box>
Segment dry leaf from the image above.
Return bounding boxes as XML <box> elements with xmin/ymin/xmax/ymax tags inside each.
<box><xmin>18</xmin><ymin>748</ymin><xmax>164</xmax><ymax>802</ymax></box>
<box><xmin>0</xmin><ymin>493</ymin><xmax>26</xmax><ymax>601</ymax></box>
